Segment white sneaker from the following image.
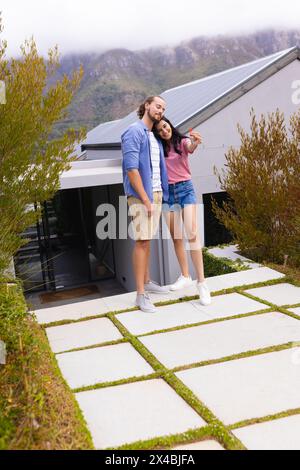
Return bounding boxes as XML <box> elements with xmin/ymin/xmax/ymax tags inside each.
<box><xmin>135</xmin><ymin>293</ymin><xmax>157</xmax><ymax>313</ymax></box>
<box><xmin>145</xmin><ymin>280</ymin><xmax>170</xmax><ymax>294</ymax></box>
<box><xmin>197</xmin><ymin>280</ymin><xmax>211</xmax><ymax>306</ymax></box>
<box><xmin>170</xmin><ymin>274</ymin><xmax>193</xmax><ymax>291</ymax></box>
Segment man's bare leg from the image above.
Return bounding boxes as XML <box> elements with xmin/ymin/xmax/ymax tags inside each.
<box><xmin>144</xmin><ymin>241</ymin><xmax>151</xmax><ymax>284</ymax></box>
<box><xmin>133</xmin><ymin>240</ymin><xmax>150</xmax><ymax>294</ymax></box>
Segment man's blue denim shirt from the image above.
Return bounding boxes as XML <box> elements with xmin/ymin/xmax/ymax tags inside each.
<box><xmin>121</xmin><ymin>120</ymin><xmax>169</xmax><ymax>203</ymax></box>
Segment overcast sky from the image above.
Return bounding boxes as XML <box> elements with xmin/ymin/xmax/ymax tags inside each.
<box><xmin>1</xmin><ymin>0</ymin><xmax>300</xmax><ymax>57</ymax></box>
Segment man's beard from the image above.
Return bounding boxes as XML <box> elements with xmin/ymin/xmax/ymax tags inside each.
<box><xmin>147</xmin><ymin>109</ymin><xmax>161</xmax><ymax>123</ymax></box>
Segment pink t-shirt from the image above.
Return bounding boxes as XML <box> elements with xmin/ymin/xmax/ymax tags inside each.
<box><xmin>165</xmin><ymin>138</ymin><xmax>194</xmax><ymax>184</ymax></box>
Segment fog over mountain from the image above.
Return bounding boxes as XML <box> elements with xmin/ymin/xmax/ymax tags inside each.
<box><xmin>52</xmin><ymin>29</ymin><xmax>300</xmax><ymax>136</ymax></box>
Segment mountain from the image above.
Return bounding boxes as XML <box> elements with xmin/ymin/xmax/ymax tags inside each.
<box><xmin>53</xmin><ymin>29</ymin><xmax>300</xmax><ymax>136</ymax></box>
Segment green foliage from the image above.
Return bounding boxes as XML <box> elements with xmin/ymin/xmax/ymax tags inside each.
<box><xmin>0</xmin><ymin>280</ymin><xmax>93</xmax><ymax>450</ymax></box>
<box><xmin>0</xmin><ymin>281</ymin><xmax>37</xmax><ymax>449</ymax></box>
<box><xmin>0</xmin><ymin>17</ymin><xmax>86</xmax><ymax>274</ymax></box>
<box><xmin>212</xmin><ymin>109</ymin><xmax>300</xmax><ymax>266</ymax></box>
<box><xmin>203</xmin><ymin>248</ymin><xmax>248</xmax><ymax>277</ymax></box>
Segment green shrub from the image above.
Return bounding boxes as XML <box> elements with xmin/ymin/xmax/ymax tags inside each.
<box><xmin>203</xmin><ymin>248</ymin><xmax>248</xmax><ymax>277</ymax></box>
<box><xmin>0</xmin><ymin>16</ymin><xmax>86</xmax><ymax>275</ymax></box>
<box><xmin>0</xmin><ymin>281</ymin><xmax>38</xmax><ymax>449</ymax></box>
<box><xmin>212</xmin><ymin>109</ymin><xmax>300</xmax><ymax>266</ymax></box>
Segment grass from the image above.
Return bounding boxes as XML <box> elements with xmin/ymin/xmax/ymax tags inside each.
<box><xmin>107</xmin><ymin>425</ymin><xmax>214</xmax><ymax>451</ymax></box>
<box><xmin>0</xmin><ymin>281</ymin><xmax>93</xmax><ymax>450</ymax></box>
<box><xmin>265</xmin><ymin>261</ymin><xmax>300</xmax><ymax>285</ymax></box>
<box><xmin>171</xmin><ymin>342</ymin><xmax>298</xmax><ymax>373</ymax></box>
<box><xmin>229</xmin><ymin>407</ymin><xmax>300</xmax><ymax>430</ymax></box>
<box><xmin>105</xmin><ymin>313</ymin><xmax>245</xmax><ymax>451</ymax></box>
<box><xmin>74</xmin><ymin>267</ymin><xmax>300</xmax><ymax>450</ymax></box>
<box><xmin>2</xmin><ymin>254</ymin><xmax>300</xmax><ymax>450</ymax></box>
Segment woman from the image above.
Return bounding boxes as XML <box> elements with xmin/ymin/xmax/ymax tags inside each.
<box><xmin>153</xmin><ymin>117</ymin><xmax>211</xmax><ymax>305</ymax></box>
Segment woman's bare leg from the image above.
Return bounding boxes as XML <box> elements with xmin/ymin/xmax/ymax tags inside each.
<box><xmin>182</xmin><ymin>205</ymin><xmax>205</xmax><ymax>283</ymax></box>
<box><xmin>164</xmin><ymin>210</ymin><xmax>190</xmax><ymax>277</ymax></box>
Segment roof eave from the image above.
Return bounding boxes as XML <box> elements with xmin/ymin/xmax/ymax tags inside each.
<box><xmin>81</xmin><ymin>142</ymin><xmax>122</xmax><ymax>151</ymax></box>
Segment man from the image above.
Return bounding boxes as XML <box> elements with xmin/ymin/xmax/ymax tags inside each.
<box><xmin>121</xmin><ymin>96</ymin><xmax>170</xmax><ymax>313</ymax></box>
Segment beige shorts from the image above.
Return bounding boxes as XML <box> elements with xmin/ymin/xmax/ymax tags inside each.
<box><xmin>127</xmin><ymin>191</ymin><xmax>163</xmax><ymax>241</ymax></box>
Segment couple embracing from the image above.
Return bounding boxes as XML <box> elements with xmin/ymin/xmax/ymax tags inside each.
<box><xmin>121</xmin><ymin>95</ymin><xmax>211</xmax><ymax>313</ymax></box>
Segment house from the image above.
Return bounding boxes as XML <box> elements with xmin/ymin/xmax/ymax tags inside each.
<box><xmin>15</xmin><ymin>47</ymin><xmax>300</xmax><ymax>293</ymax></box>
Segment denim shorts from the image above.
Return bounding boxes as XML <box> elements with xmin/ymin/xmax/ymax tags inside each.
<box><xmin>163</xmin><ymin>180</ymin><xmax>197</xmax><ymax>211</ymax></box>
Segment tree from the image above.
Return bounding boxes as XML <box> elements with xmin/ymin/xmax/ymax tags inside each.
<box><xmin>0</xmin><ymin>17</ymin><xmax>86</xmax><ymax>275</ymax></box>
<box><xmin>212</xmin><ymin>108</ymin><xmax>300</xmax><ymax>266</ymax></box>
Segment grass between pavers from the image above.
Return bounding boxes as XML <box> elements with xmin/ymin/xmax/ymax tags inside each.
<box><xmin>39</xmin><ymin>310</ymin><xmax>111</xmax><ymax>329</ymax></box>
<box><xmin>69</xmin><ymin>338</ymin><xmax>300</xmax><ymax>448</ymax></box>
<box><xmin>41</xmin><ymin>308</ymin><xmax>138</xmax><ymax>329</ymax></box>
<box><xmin>67</xmin><ymin>279</ymin><xmax>299</xmax><ymax>450</ymax></box>
<box><xmin>39</xmin><ymin>275</ymin><xmax>290</xmax><ymax>330</ymax></box>
<box><xmin>52</xmin><ymin>308</ymin><xmax>274</xmax><ymax>357</ymax></box>
<box><xmin>45</xmin><ymin>276</ymin><xmax>300</xmax><ymax>355</ymax></box>
<box><xmin>27</xmin><ymin>272</ymin><xmax>298</xmax><ymax>450</ymax></box>
<box><xmin>171</xmin><ymin>342</ymin><xmax>299</xmax><ymax>373</ymax></box>
<box><xmin>136</xmin><ymin>308</ymin><xmax>274</xmax><ymax>339</ymax></box>
<box><xmin>105</xmin><ymin>312</ymin><xmax>245</xmax><ymax>451</ymax></box>
<box><xmin>71</xmin><ymin>342</ymin><xmax>299</xmax><ymax>396</ymax></box>
<box><xmin>73</xmin><ymin>371</ymin><xmax>163</xmax><ymax>394</ymax></box>
<box><xmin>55</xmin><ymin>337</ymin><xmax>128</xmax><ymax>356</ymax></box>
<box><xmin>3</xmin><ymin>263</ymin><xmax>298</xmax><ymax>450</ymax></box>
<box><xmin>276</xmin><ymin>306</ymin><xmax>300</xmax><ymax>320</ymax></box>
<box><xmin>237</xmin><ymin>290</ymin><xmax>300</xmax><ymax>321</ymax></box>
<box><xmin>105</xmin><ymin>425</ymin><xmax>226</xmax><ymax>451</ymax></box>
<box><xmin>229</xmin><ymin>407</ymin><xmax>300</xmax><ymax>431</ymax></box>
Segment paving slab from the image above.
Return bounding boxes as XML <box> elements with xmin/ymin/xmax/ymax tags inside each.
<box><xmin>103</xmin><ymin>288</ymin><xmax>198</xmax><ymax>311</ymax></box>
<box><xmin>75</xmin><ymin>379</ymin><xmax>206</xmax><ymax>449</ymax></box>
<box><xmin>116</xmin><ymin>302</ymin><xmax>211</xmax><ymax>336</ymax></box>
<box><xmin>176</xmin><ymin>348</ymin><xmax>300</xmax><ymax>425</ymax></box>
<box><xmin>148</xmin><ymin>288</ymin><xmax>198</xmax><ymax>303</ymax></box>
<box><xmin>101</xmin><ymin>291</ymin><xmax>138</xmax><ymax>312</ymax></box>
<box><xmin>98</xmin><ymin>267</ymin><xmax>284</xmax><ymax>314</ymax></box>
<box><xmin>56</xmin><ymin>343</ymin><xmax>154</xmax><ymax>389</ymax></box>
<box><xmin>225</xmin><ymin>266</ymin><xmax>282</xmax><ymax>288</ymax></box>
<box><xmin>140</xmin><ymin>312</ymin><xmax>300</xmax><ymax>368</ymax></box>
<box><xmin>232</xmin><ymin>414</ymin><xmax>300</xmax><ymax>450</ymax></box>
<box><xmin>208</xmin><ymin>244</ymin><xmax>261</xmax><ymax>268</ymax></box>
<box><xmin>204</xmin><ymin>267</ymin><xmax>285</xmax><ymax>292</ymax></box>
<box><xmin>34</xmin><ymin>268</ymin><xmax>284</xmax><ymax>325</ymax></box>
<box><xmin>116</xmin><ymin>293</ymin><xmax>267</xmax><ymax>336</ymax></box>
<box><xmin>33</xmin><ymin>298</ymin><xmax>110</xmax><ymax>324</ymax></box>
<box><xmin>46</xmin><ymin>318</ymin><xmax>122</xmax><ymax>353</ymax></box>
<box><xmin>190</xmin><ymin>292</ymin><xmax>267</xmax><ymax>319</ymax></box>
<box><xmin>245</xmin><ymin>283</ymin><xmax>300</xmax><ymax>306</ymax></box>
<box><xmin>172</xmin><ymin>440</ymin><xmax>225</xmax><ymax>450</ymax></box>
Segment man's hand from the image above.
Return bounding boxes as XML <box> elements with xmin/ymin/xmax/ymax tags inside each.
<box><xmin>127</xmin><ymin>169</ymin><xmax>154</xmax><ymax>217</ymax></box>
<box><xmin>143</xmin><ymin>198</ymin><xmax>154</xmax><ymax>217</ymax></box>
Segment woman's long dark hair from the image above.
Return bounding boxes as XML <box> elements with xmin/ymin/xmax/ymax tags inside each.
<box><xmin>153</xmin><ymin>117</ymin><xmax>187</xmax><ymax>157</ymax></box>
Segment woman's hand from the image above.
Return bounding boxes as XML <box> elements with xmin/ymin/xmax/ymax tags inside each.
<box><xmin>187</xmin><ymin>128</ymin><xmax>202</xmax><ymax>152</ymax></box>
<box><xmin>189</xmin><ymin>129</ymin><xmax>202</xmax><ymax>145</ymax></box>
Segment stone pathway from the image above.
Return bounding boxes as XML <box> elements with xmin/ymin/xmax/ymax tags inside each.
<box><xmin>30</xmin><ymin>266</ymin><xmax>300</xmax><ymax>450</ymax></box>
